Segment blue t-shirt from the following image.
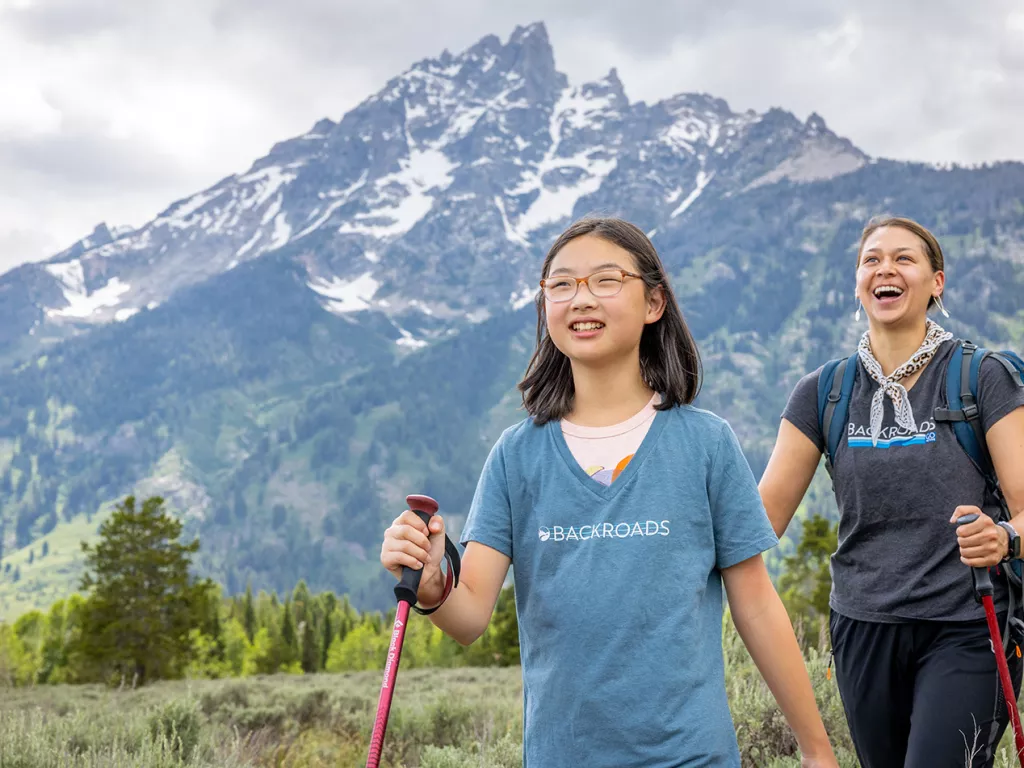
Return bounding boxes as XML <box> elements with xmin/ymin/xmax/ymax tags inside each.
<box><xmin>460</xmin><ymin>403</ymin><xmax>779</xmax><ymax>767</ymax></box>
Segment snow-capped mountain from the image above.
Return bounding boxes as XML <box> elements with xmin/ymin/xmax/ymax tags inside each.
<box><xmin>2</xmin><ymin>22</ymin><xmax>1020</xmax><ymax>616</ymax></box>
<box><xmin>0</xmin><ymin>22</ymin><xmax>866</xmax><ymax>358</ymax></box>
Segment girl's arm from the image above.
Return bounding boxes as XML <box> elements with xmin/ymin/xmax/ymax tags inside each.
<box><xmin>723</xmin><ymin>555</ymin><xmax>837</xmax><ymax>767</ymax></box>
<box><xmin>381</xmin><ymin>510</ymin><xmax>511</xmax><ymax>646</ymax></box>
<box><xmin>421</xmin><ymin>541</ymin><xmax>511</xmax><ymax>645</ymax></box>
<box><xmin>954</xmin><ymin>407</ymin><xmax>1024</xmax><ymax>564</ymax></box>
<box><xmin>759</xmin><ymin>419</ymin><xmax>823</xmax><ymax>538</ymax></box>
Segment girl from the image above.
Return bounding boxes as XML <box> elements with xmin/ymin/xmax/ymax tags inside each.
<box><xmin>759</xmin><ymin>215</ymin><xmax>1024</xmax><ymax>767</ymax></box>
<box><xmin>381</xmin><ymin>217</ymin><xmax>837</xmax><ymax>767</ymax></box>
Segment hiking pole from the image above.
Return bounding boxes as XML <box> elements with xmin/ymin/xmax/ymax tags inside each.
<box><xmin>958</xmin><ymin>513</ymin><xmax>1024</xmax><ymax>764</ymax></box>
<box><xmin>367</xmin><ymin>494</ymin><xmax>459</xmax><ymax>768</ymax></box>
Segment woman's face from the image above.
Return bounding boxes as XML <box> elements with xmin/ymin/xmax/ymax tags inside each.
<box><xmin>856</xmin><ymin>226</ymin><xmax>944</xmax><ymax>329</ymax></box>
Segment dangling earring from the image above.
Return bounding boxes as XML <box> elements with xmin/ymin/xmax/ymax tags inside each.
<box><xmin>934</xmin><ymin>294</ymin><xmax>950</xmax><ymax>318</ymax></box>
<box><xmin>855</xmin><ymin>303</ymin><xmax>862</xmax><ymax>322</ymax></box>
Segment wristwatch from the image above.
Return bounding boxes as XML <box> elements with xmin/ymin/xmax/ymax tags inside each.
<box><xmin>997</xmin><ymin>521</ymin><xmax>1020</xmax><ymax>560</ymax></box>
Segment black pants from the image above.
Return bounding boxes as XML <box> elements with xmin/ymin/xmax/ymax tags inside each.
<box><xmin>830</xmin><ymin>609</ymin><xmax>1023</xmax><ymax>768</ymax></box>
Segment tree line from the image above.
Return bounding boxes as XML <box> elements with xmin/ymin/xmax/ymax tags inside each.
<box><xmin>0</xmin><ymin>494</ymin><xmax>833</xmax><ymax>688</ymax></box>
<box><xmin>0</xmin><ymin>496</ymin><xmax>519</xmax><ymax>687</ymax></box>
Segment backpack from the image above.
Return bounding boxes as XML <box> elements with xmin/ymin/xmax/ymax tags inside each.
<box><xmin>816</xmin><ymin>340</ymin><xmax>1024</xmax><ymax>650</ymax></box>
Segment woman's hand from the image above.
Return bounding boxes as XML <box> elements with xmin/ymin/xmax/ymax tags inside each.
<box><xmin>951</xmin><ymin>505</ymin><xmax>1009</xmax><ymax>567</ymax></box>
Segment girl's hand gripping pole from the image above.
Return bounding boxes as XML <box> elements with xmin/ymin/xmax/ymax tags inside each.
<box><xmin>366</xmin><ymin>494</ymin><xmax>440</xmax><ymax>768</ymax></box>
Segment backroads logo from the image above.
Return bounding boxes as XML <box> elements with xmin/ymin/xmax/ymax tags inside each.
<box><xmin>538</xmin><ymin>520</ymin><xmax>670</xmax><ymax>542</ymax></box>
<box><xmin>846</xmin><ymin>418</ymin><xmax>938</xmax><ymax>449</ymax></box>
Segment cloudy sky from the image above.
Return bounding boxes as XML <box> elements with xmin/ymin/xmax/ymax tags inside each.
<box><xmin>1</xmin><ymin>0</ymin><xmax>1021</xmax><ymax>274</ymax></box>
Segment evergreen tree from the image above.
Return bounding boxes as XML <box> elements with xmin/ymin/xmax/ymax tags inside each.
<box><xmin>777</xmin><ymin>513</ymin><xmax>838</xmax><ymax>637</ymax></box>
<box><xmin>489</xmin><ymin>586</ymin><xmax>520</xmax><ymax>666</ymax></box>
<box><xmin>301</xmin><ymin>616</ymin><xmax>318</xmax><ymax>673</ymax></box>
<box><xmin>292</xmin><ymin>580</ymin><xmax>312</xmax><ymax>625</ymax></box>
<box><xmin>280</xmin><ymin>599</ymin><xmax>298</xmax><ymax>667</ymax></box>
<box><xmin>77</xmin><ymin>495</ymin><xmax>211</xmax><ymax>685</ymax></box>
<box><xmin>243</xmin><ymin>582</ymin><xmax>256</xmax><ymax>643</ymax></box>
<box><xmin>320</xmin><ymin>610</ymin><xmax>333</xmax><ymax>671</ymax></box>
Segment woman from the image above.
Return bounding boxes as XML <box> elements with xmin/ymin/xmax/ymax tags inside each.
<box><xmin>760</xmin><ymin>215</ymin><xmax>1024</xmax><ymax>767</ymax></box>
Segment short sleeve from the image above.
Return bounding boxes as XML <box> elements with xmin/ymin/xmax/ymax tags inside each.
<box><xmin>459</xmin><ymin>432</ymin><xmax>514</xmax><ymax>559</ymax></box>
<box><xmin>708</xmin><ymin>420</ymin><xmax>780</xmax><ymax>570</ymax></box>
<box><xmin>979</xmin><ymin>355</ymin><xmax>1024</xmax><ymax>434</ymax></box>
<box><xmin>781</xmin><ymin>366</ymin><xmax>825</xmax><ymax>452</ymax></box>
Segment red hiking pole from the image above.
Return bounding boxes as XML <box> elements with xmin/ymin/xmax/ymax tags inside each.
<box><xmin>366</xmin><ymin>494</ymin><xmax>459</xmax><ymax>768</ymax></box>
<box><xmin>958</xmin><ymin>513</ymin><xmax>1024</xmax><ymax>764</ymax></box>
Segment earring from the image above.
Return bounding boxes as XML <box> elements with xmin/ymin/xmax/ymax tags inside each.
<box><xmin>855</xmin><ymin>303</ymin><xmax>862</xmax><ymax>322</ymax></box>
<box><xmin>934</xmin><ymin>295</ymin><xmax>950</xmax><ymax>318</ymax></box>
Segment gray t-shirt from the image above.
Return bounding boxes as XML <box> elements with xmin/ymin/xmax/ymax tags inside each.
<box><xmin>783</xmin><ymin>340</ymin><xmax>1024</xmax><ymax>623</ymax></box>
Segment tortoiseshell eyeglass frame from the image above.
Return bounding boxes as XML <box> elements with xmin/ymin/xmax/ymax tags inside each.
<box><xmin>538</xmin><ymin>269</ymin><xmax>643</xmax><ymax>303</ymax></box>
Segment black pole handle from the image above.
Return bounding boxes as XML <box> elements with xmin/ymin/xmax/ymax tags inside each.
<box><xmin>957</xmin><ymin>513</ymin><xmax>994</xmax><ymax>597</ymax></box>
<box><xmin>394</xmin><ymin>495</ymin><xmax>439</xmax><ymax>606</ymax></box>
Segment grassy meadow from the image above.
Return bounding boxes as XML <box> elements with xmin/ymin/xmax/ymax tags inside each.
<box><xmin>1</xmin><ymin>620</ymin><xmax>1021</xmax><ymax>767</ymax></box>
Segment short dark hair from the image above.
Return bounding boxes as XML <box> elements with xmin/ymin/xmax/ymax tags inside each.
<box><xmin>518</xmin><ymin>217</ymin><xmax>703</xmax><ymax>424</ymax></box>
<box><xmin>858</xmin><ymin>215</ymin><xmax>946</xmax><ymax>310</ymax></box>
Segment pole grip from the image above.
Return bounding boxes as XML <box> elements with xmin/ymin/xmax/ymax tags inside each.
<box><xmin>394</xmin><ymin>495</ymin><xmax>439</xmax><ymax>605</ymax></box>
<box><xmin>957</xmin><ymin>513</ymin><xmax>994</xmax><ymax>597</ymax></box>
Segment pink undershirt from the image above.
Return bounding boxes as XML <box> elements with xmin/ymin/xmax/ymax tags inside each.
<box><xmin>560</xmin><ymin>394</ymin><xmax>659</xmax><ymax>486</ymax></box>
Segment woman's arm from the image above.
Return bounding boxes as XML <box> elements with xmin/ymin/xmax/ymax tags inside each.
<box><xmin>723</xmin><ymin>555</ymin><xmax>837</xmax><ymax>767</ymax></box>
<box><xmin>954</xmin><ymin>407</ymin><xmax>1024</xmax><ymax>565</ymax></box>
<box><xmin>759</xmin><ymin>419</ymin><xmax>823</xmax><ymax>538</ymax></box>
<box><xmin>992</xmin><ymin>407</ymin><xmax>1024</xmax><ymax>525</ymax></box>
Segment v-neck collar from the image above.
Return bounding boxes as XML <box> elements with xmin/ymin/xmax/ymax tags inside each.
<box><xmin>548</xmin><ymin>404</ymin><xmax>670</xmax><ymax>499</ymax></box>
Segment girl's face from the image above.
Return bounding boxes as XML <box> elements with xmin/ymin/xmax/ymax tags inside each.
<box><xmin>856</xmin><ymin>226</ymin><xmax>943</xmax><ymax>330</ymax></box>
<box><xmin>544</xmin><ymin>235</ymin><xmax>665</xmax><ymax>368</ymax></box>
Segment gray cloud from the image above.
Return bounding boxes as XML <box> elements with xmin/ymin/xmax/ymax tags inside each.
<box><xmin>3</xmin><ymin>0</ymin><xmax>137</xmax><ymax>43</ymax></box>
<box><xmin>0</xmin><ymin>132</ymin><xmax>189</xmax><ymax>190</ymax></box>
<box><xmin>0</xmin><ymin>229</ymin><xmax>61</xmax><ymax>275</ymax></box>
<box><xmin>0</xmin><ymin>0</ymin><xmax>1021</xmax><ymax>273</ymax></box>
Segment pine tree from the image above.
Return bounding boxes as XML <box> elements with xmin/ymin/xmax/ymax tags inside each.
<box><xmin>489</xmin><ymin>586</ymin><xmax>520</xmax><ymax>665</ymax></box>
<box><xmin>77</xmin><ymin>495</ymin><xmax>211</xmax><ymax>685</ymax></box>
<box><xmin>280</xmin><ymin>599</ymin><xmax>298</xmax><ymax>667</ymax></box>
<box><xmin>243</xmin><ymin>582</ymin><xmax>256</xmax><ymax>643</ymax></box>
<box><xmin>301</xmin><ymin>617</ymin><xmax>318</xmax><ymax>673</ymax></box>
<box><xmin>778</xmin><ymin>513</ymin><xmax>838</xmax><ymax>638</ymax></box>
<box><xmin>320</xmin><ymin>611</ymin><xmax>333</xmax><ymax>671</ymax></box>
<box><xmin>337</xmin><ymin>595</ymin><xmax>357</xmax><ymax>643</ymax></box>
<box><xmin>292</xmin><ymin>580</ymin><xmax>311</xmax><ymax>623</ymax></box>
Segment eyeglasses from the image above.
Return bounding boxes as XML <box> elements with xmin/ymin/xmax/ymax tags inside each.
<box><xmin>539</xmin><ymin>269</ymin><xmax>642</xmax><ymax>303</ymax></box>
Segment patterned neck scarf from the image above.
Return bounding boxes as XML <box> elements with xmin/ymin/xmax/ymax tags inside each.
<box><xmin>857</xmin><ymin>319</ymin><xmax>953</xmax><ymax>446</ymax></box>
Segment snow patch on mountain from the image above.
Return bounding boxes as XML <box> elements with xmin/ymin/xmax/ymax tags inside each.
<box><xmin>671</xmin><ymin>170</ymin><xmax>715</xmax><ymax>217</ymax></box>
<box><xmin>308</xmin><ymin>273</ymin><xmax>380</xmax><ymax>314</ymax></box>
<box><xmin>338</xmin><ymin>147</ymin><xmax>457</xmax><ymax>239</ymax></box>
<box><xmin>44</xmin><ymin>260</ymin><xmax>132</xmax><ymax>319</ymax></box>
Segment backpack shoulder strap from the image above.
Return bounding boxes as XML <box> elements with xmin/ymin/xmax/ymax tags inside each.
<box><xmin>817</xmin><ymin>356</ymin><xmax>856</xmax><ymax>482</ymax></box>
<box><xmin>933</xmin><ymin>342</ymin><xmax>987</xmax><ymax>475</ymax></box>
<box><xmin>935</xmin><ymin>340</ymin><xmax>995</xmax><ymax>484</ymax></box>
